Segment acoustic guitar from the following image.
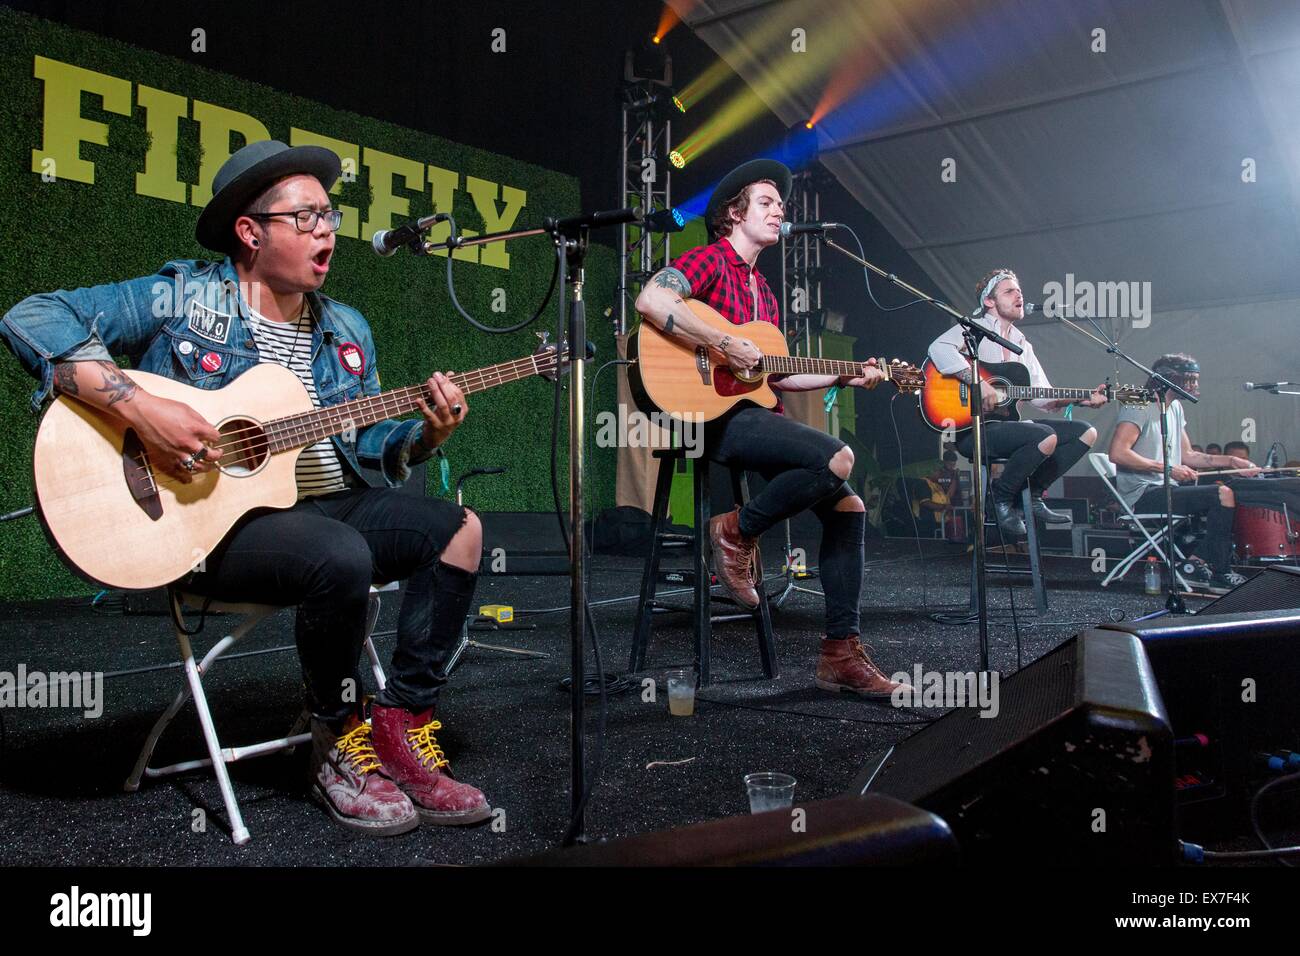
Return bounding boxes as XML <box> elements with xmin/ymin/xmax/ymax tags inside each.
<box><xmin>917</xmin><ymin>358</ymin><xmax>1154</xmax><ymax>433</ymax></box>
<box><xmin>628</xmin><ymin>299</ymin><xmax>923</xmax><ymax>422</ymax></box>
<box><xmin>32</xmin><ymin>343</ymin><xmax>574</xmax><ymax>590</ymax></box>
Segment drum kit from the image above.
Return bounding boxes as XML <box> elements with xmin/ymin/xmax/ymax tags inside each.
<box><xmin>1227</xmin><ymin>474</ymin><xmax>1300</xmax><ymax>563</ymax></box>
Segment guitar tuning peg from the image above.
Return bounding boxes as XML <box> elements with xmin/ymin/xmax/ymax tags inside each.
<box><xmin>536</xmin><ymin>331</ymin><xmax>551</xmax><ymax>344</ymax></box>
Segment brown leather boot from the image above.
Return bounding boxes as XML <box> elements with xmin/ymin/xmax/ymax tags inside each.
<box><xmin>707</xmin><ymin>509</ymin><xmax>760</xmax><ymax>609</ymax></box>
<box><xmin>815</xmin><ymin>637</ymin><xmax>912</xmax><ymax>699</ymax></box>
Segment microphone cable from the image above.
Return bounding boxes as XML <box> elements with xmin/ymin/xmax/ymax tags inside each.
<box><xmin>442</xmin><ymin>214</ymin><xmax>560</xmax><ymax>334</ymax></box>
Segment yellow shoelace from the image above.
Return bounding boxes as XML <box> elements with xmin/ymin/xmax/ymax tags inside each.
<box><xmin>406</xmin><ymin>719</ymin><xmax>450</xmax><ymax>771</ymax></box>
<box><xmin>336</xmin><ymin>722</ymin><xmax>383</xmax><ymax>775</ymax></box>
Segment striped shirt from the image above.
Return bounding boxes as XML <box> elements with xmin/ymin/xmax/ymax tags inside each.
<box><xmin>247</xmin><ymin>305</ymin><xmax>347</xmax><ymax>499</ymax></box>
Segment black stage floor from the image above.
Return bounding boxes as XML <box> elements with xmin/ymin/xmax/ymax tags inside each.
<box><xmin>0</xmin><ymin>538</ymin><xmax>1228</xmax><ymax>866</ymax></box>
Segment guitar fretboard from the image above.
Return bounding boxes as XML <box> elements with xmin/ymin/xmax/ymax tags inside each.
<box><xmin>1002</xmin><ymin>386</ymin><xmax>1097</xmax><ymax>400</ymax></box>
<box><xmin>762</xmin><ymin>354</ymin><xmax>924</xmax><ymax>385</ymax></box>
<box><xmin>762</xmin><ymin>354</ymin><xmax>863</xmax><ymax>378</ymax></box>
<box><xmin>262</xmin><ymin>353</ymin><xmax>551</xmax><ymax>453</ymax></box>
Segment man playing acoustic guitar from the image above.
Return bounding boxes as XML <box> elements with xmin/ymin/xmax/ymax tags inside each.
<box><xmin>634</xmin><ymin>159</ymin><xmax>910</xmax><ymax>698</ymax></box>
<box><xmin>927</xmin><ymin>268</ymin><xmax>1108</xmax><ymax>537</ymax></box>
<box><xmin>0</xmin><ymin>141</ymin><xmax>491</xmax><ymax>835</ymax></box>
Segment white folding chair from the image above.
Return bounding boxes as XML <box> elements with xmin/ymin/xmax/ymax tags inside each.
<box><xmin>124</xmin><ymin>581</ymin><xmax>397</xmax><ymax>845</ymax></box>
<box><xmin>1088</xmin><ymin>453</ymin><xmax>1192</xmax><ymax>591</ymax></box>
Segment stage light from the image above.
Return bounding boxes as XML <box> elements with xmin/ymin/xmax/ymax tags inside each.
<box><xmin>779</xmin><ymin>120</ymin><xmax>820</xmax><ymax>169</ymax></box>
<box><xmin>643</xmin><ymin>207</ymin><xmax>686</xmax><ymax>233</ymax></box>
<box><xmin>626</xmin><ymin>39</ymin><xmax>671</xmax><ymax>86</ymax></box>
<box><xmin>669</xmin><ymin>150</ymin><xmax>686</xmax><ymax>169</ymax></box>
<box><xmin>623</xmin><ymin>86</ymin><xmax>685</xmax><ymax>123</ymax></box>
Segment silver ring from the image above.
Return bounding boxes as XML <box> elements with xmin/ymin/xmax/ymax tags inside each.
<box><xmin>452</xmin><ymin>404</ymin><xmax>463</xmax><ymax>416</ymax></box>
<box><xmin>181</xmin><ymin>456</ymin><xmax>196</xmax><ymax>472</ymax></box>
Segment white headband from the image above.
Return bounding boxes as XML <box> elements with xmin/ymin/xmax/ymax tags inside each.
<box><xmin>979</xmin><ymin>271</ymin><xmax>1015</xmax><ymax>306</ymax></box>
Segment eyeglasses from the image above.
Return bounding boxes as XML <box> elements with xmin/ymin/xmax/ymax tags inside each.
<box><xmin>246</xmin><ymin>208</ymin><xmax>344</xmax><ymax>232</ymax></box>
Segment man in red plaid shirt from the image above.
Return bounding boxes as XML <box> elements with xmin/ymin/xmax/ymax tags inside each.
<box><xmin>635</xmin><ymin>159</ymin><xmax>911</xmax><ymax>698</ymax></box>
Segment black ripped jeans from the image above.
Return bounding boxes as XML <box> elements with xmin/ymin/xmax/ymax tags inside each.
<box><xmin>956</xmin><ymin>418</ymin><xmax>1093</xmax><ymax>502</ymax></box>
<box><xmin>705</xmin><ymin>406</ymin><xmax>863</xmax><ymax>640</ymax></box>
<box><xmin>1134</xmin><ymin>485</ymin><xmax>1235</xmax><ymax>573</ymax></box>
<box><xmin>184</xmin><ymin>487</ymin><xmax>475</xmax><ymax>725</ymax></box>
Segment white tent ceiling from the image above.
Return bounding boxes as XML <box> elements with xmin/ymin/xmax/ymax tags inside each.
<box><xmin>674</xmin><ymin>0</ymin><xmax>1300</xmax><ymax>458</ymax></box>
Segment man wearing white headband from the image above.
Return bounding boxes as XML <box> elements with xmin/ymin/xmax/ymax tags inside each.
<box><xmin>928</xmin><ymin>268</ymin><xmax>1108</xmax><ymax>536</ymax></box>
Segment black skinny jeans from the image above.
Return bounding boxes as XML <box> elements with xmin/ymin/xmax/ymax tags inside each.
<box><xmin>705</xmin><ymin>406</ymin><xmax>863</xmax><ymax>639</ymax></box>
<box><xmin>1134</xmin><ymin>484</ymin><xmax>1234</xmax><ymax>573</ymax></box>
<box><xmin>184</xmin><ymin>487</ymin><xmax>475</xmax><ymax>725</ymax></box>
<box><xmin>956</xmin><ymin>418</ymin><xmax>1093</xmax><ymax>502</ymax></box>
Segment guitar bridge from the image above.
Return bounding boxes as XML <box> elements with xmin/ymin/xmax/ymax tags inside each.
<box><xmin>694</xmin><ymin>347</ymin><xmax>712</xmax><ymax>386</ymax></box>
<box><xmin>959</xmin><ymin>381</ymin><xmax>969</xmax><ymax>408</ymax></box>
<box><xmin>122</xmin><ymin>429</ymin><xmax>163</xmax><ymax>521</ymax></box>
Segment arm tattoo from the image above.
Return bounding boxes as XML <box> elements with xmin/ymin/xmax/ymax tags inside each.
<box><xmin>954</xmin><ymin>369</ymin><xmax>973</xmax><ymax>385</ymax></box>
<box><xmin>53</xmin><ymin>362</ymin><xmax>80</xmax><ymax>397</ymax></box>
<box><xmin>92</xmin><ymin>360</ymin><xmax>138</xmax><ymax>407</ymax></box>
<box><xmin>664</xmin><ymin>314</ymin><xmax>675</xmax><ymax>334</ymax></box>
<box><xmin>651</xmin><ymin>269</ymin><xmax>690</xmax><ymax>296</ymax></box>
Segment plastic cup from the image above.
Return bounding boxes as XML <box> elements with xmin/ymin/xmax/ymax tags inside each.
<box><xmin>666</xmin><ymin>668</ymin><xmax>696</xmax><ymax>716</ymax></box>
<box><xmin>745</xmin><ymin>772</ymin><xmax>796</xmax><ymax>814</ymax></box>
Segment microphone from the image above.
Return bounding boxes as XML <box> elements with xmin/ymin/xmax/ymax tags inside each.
<box><xmin>779</xmin><ymin>221</ymin><xmax>842</xmax><ymax>238</ymax></box>
<box><xmin>543</xmin><ymin>207</ymin><xmax>640</xmax><ymax>233</ymax></box>
<box><xmin>371</xmin><ymin>213</ymin><xmax>450</xmax><ymax>257</ymax></box>
<box><xmin>1243</xmin><ymin>381</ymin><xmax>1293</xmax><ymax>391</ymax></box>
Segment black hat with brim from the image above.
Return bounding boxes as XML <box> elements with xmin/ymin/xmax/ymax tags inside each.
<box><xmin>704</xmin><ymin>158</ymin><xmax>792</xmax><ymax>239</ymax></box>
<box><xmin>195</xmin><ymin>140</ymin><xmax>342</xmax><ymax>252</ymax></box>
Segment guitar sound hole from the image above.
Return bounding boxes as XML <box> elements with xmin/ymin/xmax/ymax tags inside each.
<box><xmin>215</xmin><ymin>417</ymin><xmax>269</xmax><ymax>476</ymax></box>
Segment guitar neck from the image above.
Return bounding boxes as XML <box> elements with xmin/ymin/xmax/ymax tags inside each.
<box><xmin>764</xmin><ymin>353</ymin><xmax>902</xmax><ymax>381</ymax></box>
<box><xmin>1003</xmin><ymin>385</ymin><xmax>1096</xmax><ymax>401</ymax></box>
<box><xmin>264</xmin><ymin>354</ymin><xmax>546</xmax><ymax>453</ymax></box>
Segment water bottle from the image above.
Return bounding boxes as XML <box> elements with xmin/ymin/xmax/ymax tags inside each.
<box><xmin>1144</xmin><ymin>556</ymin><xmax>1162</xmax><ymax>595</ymax></box>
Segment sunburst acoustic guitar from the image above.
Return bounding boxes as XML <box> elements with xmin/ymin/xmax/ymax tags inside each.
<box><xmin>917</xmin><ymin>358</ymin><xmax>1154</xmax><ymax>433</ymax></box>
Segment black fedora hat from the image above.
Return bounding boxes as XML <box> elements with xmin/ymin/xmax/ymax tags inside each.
<box><xmin>195</xmin><ymin>140</ymin><xmax>341</xmax><ymax>252</ymax></box>
<box><xmin>704</xmin><ymin>158</ymin><xmax>792</xmax><ymax>239</ymax></box>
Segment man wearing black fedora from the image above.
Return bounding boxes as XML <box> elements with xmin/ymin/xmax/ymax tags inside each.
<box><xmin>634</xmin><ymin>159</ymin><xmax>910</xmax><ymax>698</ymax></box>
<box><xmin>1</xmin><ymin>140</ymin><xmax>492</xmax><ymax>835</ymax></box>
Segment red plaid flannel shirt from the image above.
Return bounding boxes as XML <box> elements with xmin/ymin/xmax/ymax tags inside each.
<box><xmin>670</xmin><ymin>237</ymin><xmax>781</xmax><ymax>328</ymax></box>
<box><xmin>670</xmin><ymin>236</ymin><xmax>784</xmax><ymax>412</ymax></box>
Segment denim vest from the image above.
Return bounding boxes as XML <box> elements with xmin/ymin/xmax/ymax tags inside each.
<box><xmin>0</xmin><ymin>258</ymin><xmax>424</xmax><ymax>486</ymax></box>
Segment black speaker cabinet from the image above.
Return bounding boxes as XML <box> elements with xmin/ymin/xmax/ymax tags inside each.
<box><xmin>852</xmin><ymin>630</ymin><xmax>1176</xmax><ymax>864</ymax></box>
<box><xmin>1100</xmin><ymin>607</ymin><xmax>1300</xmax><ymax>837</ymax></box>
<box><xmin>1197</xmin><ymin>565</ymin><xmax>1300</xmax><ymax>616</ymax></box>
<box><xmin>503</xmin><ymin>795</ymin><xmax>957</xmax><ymax>866</ymax></box>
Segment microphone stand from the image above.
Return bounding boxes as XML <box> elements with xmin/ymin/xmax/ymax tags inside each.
<box><xmin>819</xmin><ymin>235</ymin><xmax>1021</xmax><ymax>677</ymax></box>
<box><xmin>417</xmin><ymin>207</ymin><xmax>637</xmax><ymax>845</ymax></box>
<box><xmin>1047</xmin><ymin>313</ymin><xmax>1196</xmax><ymax>614</ymax></box>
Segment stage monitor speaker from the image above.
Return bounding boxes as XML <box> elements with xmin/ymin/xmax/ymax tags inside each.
<box><xmin>502</xmin><ymin>795</ymin><xmax>957</xmax><ymax>866</ymax></box>
<box><xmin>851</xmin><ymin>630</ymin><xmax>1176</xmax><ymax>865</ymax></box>
<box><xmin>1100</xmin><ymin>607</ymin><xmax>1300</xmax><ymax>838</ymax></box>
<box><xmin>1197</xmin><ymin>565</ymin><xmax>1300</xmax><ymax>616</ymax></box>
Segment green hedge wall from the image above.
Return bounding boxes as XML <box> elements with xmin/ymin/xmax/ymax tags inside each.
<box><xmin>0</xmin><ymin>9</ymin><xmax>617</xmax><ymax>602</ymax></box>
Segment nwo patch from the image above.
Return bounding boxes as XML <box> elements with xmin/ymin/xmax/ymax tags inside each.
<box><xmin>186</xmin><ymin>299</ymin><xmax>232</xmax><ymax>345</ymax></box>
